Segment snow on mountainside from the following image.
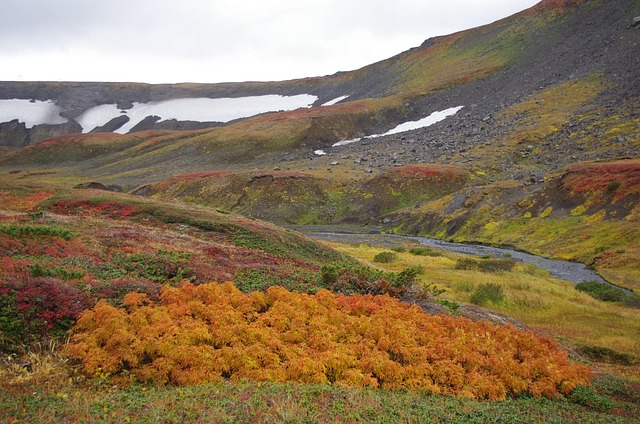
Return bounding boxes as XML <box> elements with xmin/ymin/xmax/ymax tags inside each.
<box><xmin>1</xmin><ymin>94</ymin><xmax>319</xmax><ymax>135</ymax></box>
<box><xmin>0</xmin><ymin>99</ymin><xmax>68</xmax><ymax>128</ymax></box>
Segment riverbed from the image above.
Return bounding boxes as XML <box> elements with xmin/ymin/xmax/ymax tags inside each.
<box><xmin>298</xmin><ymin>228</ymin><xmax>617</xmax><ymax>288</ymax></box>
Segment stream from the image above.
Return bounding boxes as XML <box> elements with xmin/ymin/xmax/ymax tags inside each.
<box><xmin>297</xmin><ymin>228</ymin><xmax>626</xmax><ymax>291</ymax></box>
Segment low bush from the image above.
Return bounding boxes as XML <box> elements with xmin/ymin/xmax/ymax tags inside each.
<box><xmin>0</xmin><ymin>278</ymin><xmax>91</xmax><ymax>352</ymax></box>
<box><xmin>320</xmin><ymin>262</ymin><xmax>418</xmax><ymax>298</ymax></box>
<box><xmin>470</xmin><ymin>283</ymin><xmax>505</xmax><ymax>306</ymax></box>
<box><xmin>0</xmin><ymin>224</ymin><xmax>72</xmax><ymax>241</ymax></box>
<box><xmin>65</xmin><ymin>281</ymin><xmax>592</xmax><ymax>400</ymax></box>
<box><xmin>373</xmin><ymin>251</ymin><xmax>397</xmax><ymax>263</ymax></box>
<box><xmin>455</xmin><ymin>257</ymin><xmax>516</xmax><ymax>273</ymax></box>
<box><xmin>409</xmin><ymin>247</ymin><xmax>442</xmax><ymax>257</ymax></box>
<box><xmin>30</xmin><ymin>263</ymin><xmax>86</xmax><ymax>280</ymax></box>
<box><xmin>575</xmin><ymin>281</ymin><xmax>626</xmax><ymax>303</ymax></box>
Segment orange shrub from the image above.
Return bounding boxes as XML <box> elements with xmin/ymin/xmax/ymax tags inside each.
<box><xmin>65</xmin><ymin>282</ymin><xmax>592</xmax><ymax>400</ymax></box>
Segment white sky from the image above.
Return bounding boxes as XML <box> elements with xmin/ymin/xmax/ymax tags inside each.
<box><xmin>0</xmin><ymin>0</ymin><xmax>540</xmax><ymax>84</ymax></box>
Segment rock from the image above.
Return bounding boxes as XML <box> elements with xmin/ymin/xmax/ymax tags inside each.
<box><xmin>330</xmin><ymin>161</ymin><xmax>339</xmax><ymax>166</ymax></box>
<box><xmin>74</xmin><ymin>181</ymin><xmax>123</xmax><ymax>192</ymax></box>
<box><xmin>0</xmin><ymin>119</ymin><xmax>28</xmax><ymax>147</ymax></box>
<box><xmin>89</xmin><ymin>115</ymin><xmax>130</xmax><ymax>133</ymax></box>
<box><xmin>364</xmin><ymin>168</ymin><xmax>373</xmax><ymax>173</ymax></box>
<box><xmin>632</xmin><ymin>16</ymin><xmax>640</xmax><ymax>27</ymax></box>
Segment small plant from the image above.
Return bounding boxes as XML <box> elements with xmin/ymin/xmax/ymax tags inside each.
<box><xmin>480</xmin><ymin>258</ymin><xmax>517</xmax><ymax>272</ymax></box>
<box><xmin>407</xmin><ymin>265</ymin><xmax>425</xmax><ymax>275</ymax></box>
<box><xmin>320</xmin><ymin>262</ymin><xmax>416</xmax><ymax>298</ymax></box>
<box><xmin>455</xmin><ymin>258</ymin><xmax>480</xmax><ymax>270</ymax></box>
<box><xmin>436</xmin><ymin>299</ymin><xmax>460</xmax><ymax>315</ymax></box>
<box><xmin>373</xmin><ymin>251</ymin><xmax>398</xmax><ymax>263</ymax></box>
<box><xmin>606</xmin><ymin>180</ymin><xmax>621</xmax><ymax>192</ymax></box>
<box><xmin>390</xmin><ymin>246</ymin><xmax>406</xmax><ymax>253</ymax></box>
<box><xmin>409</xmin><ymin>247</ymin><xmax>442</xmax><ymax>257</ymax></box>
<box><xmin>470</xmin><ymin>283</ymin><xmax>505</xmax><ymax>306</ymax></box>
<box><xmin>30</xmin><ymin>263</ymin><xmax>85</xmax><ymax>280</ymax></box>
<box><xmin>455</xmin><ymin>258</ymin><xmax>516</xmax><ymax>273</ymax></box>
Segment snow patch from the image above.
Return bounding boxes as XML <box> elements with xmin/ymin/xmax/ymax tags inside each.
<box><xmin>332</xmin><ymin>138</ymin><xmax>361</xmax><ymax>147</ymax></box>
<box><xmin>322</xmin><ymin>95</ymin><xmax>350</xmax><ymax>106</ymax></box>
<box><xmin>373</xmin><ymin>106</ymin><xmax>464</xmax><ymax>137</ymax></box>
<box><xmin>314</xmin><ymin>150</ymin><xmax>327</xmax><ymax>156</ymax></box>
<box><xmin>0</xmin><ymin>99</ymin><xmax>68</xmax><ymax>128</ymax></box>
<box><xmin>76</xmin><ymin>94</ymin><xmax>318</xmax><ymax>134</ymax></box>
<box><xmin>332</xmin><ymin>106</ymin><xmax>463</xmax><ymax>147</ymax></box>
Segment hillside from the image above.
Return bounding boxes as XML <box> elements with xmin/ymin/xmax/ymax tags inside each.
<box><xmin>1</xmin><ymin>0</ymin><xmax>640</xmax><ymax>420</ymax></box>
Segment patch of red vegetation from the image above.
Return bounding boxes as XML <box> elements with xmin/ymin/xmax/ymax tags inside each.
<box><xmin>562</xmin><ymin>159</ymin><xmax>640</xmax><ymax>201</ymax></box>
<box><xmin>0</xmin><ymin>189</ymin><xmax>56</xmax><ymax>212</ymax></box>
<box><xmin>50</xmin><ymin>199</ymin><xmax>140</xmax><ymax>218</ymax></box>
<box><xmin>33</xmin><ymin>132</ymin><xmax>125</xmax><ymax>148</ymax></box>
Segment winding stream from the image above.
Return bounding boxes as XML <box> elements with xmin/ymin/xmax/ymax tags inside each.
<box><xmin>299</xmin><ymin>229</ymin><xmax>625</xmax><ymax>290</ymax></box>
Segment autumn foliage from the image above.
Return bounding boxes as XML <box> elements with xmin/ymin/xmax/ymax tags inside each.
<box><xmin>562</xmin><ymin>159</ymin><xmax>640</xmax><ymax>202</ymax></box>
<box><xmin>65</xmin><ymin>282</ymin><xmax>592</xmax><ymax>400</ymax></box>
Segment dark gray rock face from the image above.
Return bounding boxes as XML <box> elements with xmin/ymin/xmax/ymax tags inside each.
<box><xmin>90</xmin><ymin>115</ymin><xmax>130</xmax><ymax>133</ymax></box>
<box><xmin>0</xmin><ymin>119</ymin><xmax>82</xmax><ymax>146</ymax></box>
<box><xmin>0</xmin><ymin>120</ymin><xmax>29</xmax><ymax>147</ymax></box>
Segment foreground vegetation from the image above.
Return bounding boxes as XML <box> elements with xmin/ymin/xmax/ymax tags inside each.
<box><xmin>2</xmin><ymin>376</ymin><xmax>639</xmax><ymax>423</ymax></box>
<box><xmin>1</xmin><ymin>179</ymin><xmax>638</xmax><ymax>422</ymax></box>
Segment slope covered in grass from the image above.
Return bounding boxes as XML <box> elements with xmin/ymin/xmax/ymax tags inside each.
<box><xmin>0</xmin><ymin>180</ymin><xmax>344</xmax><ymax>352</ymax></box>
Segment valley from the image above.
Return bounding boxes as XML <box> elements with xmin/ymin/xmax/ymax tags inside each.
<box><xmin>1</xmin><ymin>0</ymin><xmax>640</xmax><ymax>421</ymax></box>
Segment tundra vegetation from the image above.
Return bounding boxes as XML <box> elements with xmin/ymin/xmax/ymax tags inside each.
<box><xmin>2</xmin><ymin>0</ymin><xmax>640</xmax><ymax>421</ymax></box>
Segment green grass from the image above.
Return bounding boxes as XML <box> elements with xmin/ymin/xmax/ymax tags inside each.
<box><xmin>0</xmin><ymin>224</ymin><xmax>73</xmax><ymax>241</ymax></box>
<box><xmin>2</xmin><ymin>377</ymin><xmax>638</xmax><ymax>423</ymax></box>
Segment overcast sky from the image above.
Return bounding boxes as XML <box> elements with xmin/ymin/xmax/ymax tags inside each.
<box><xmin>0</xmin><ymin>0</ymin><xmax>540</xmax><ymax>84</ymax></box>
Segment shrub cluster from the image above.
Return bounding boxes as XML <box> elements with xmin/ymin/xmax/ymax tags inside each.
<box><xmin>65</xmin><ymin>282</ymin><xmax>592</xmax><ymax>400</ymax></box>
<box><xmin>575</xmin><ymin>281</ymin><xmax>626</xmax><ymax>303</ymax></box>
<box><xmin>320</xmin><ymin>262</ymin><xmax>418</xmax><ymax>298</ymax></box>
<box><xmin>470</xmin><ymin>283</ymin><xmax>505</xmax><ymax>306</ymax></box>
<box><xmin>373</xmin><ymin>251</ymin><xmax>397</xmax><ymax>263</ymax></box>
<box><xmin>455</xmin><ymin>257</ymin><xmax>516</xmax><ymax>273</ymax></box>
<box><xmin>0</xmin><ymin>278</ymin><xmax>91</xmax><ymax>351</ymax></box>
<box><xmin>409</xmin><ymin>247</ymin><xmax>442</xmax><ymax>257</ymax></box>
<box><xmin>0</xmin><ymin>224</ymin><xmax>73</xmax><ymax>241</ymax></box>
